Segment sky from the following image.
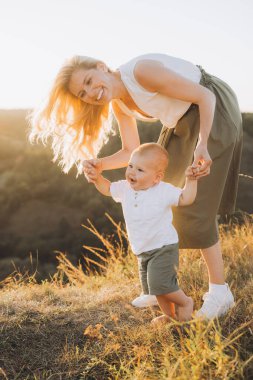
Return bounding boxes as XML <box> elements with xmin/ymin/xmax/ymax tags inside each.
<box><xmin>0</xmin><ymin>0</ymin><xmax>252</xmax><ymax>111</ymax></box>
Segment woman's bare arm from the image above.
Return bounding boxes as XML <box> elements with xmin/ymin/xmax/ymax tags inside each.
<box><xmin>134</xmin><ymin>60</ymin><xmax>215</xmax><ymax>172</ymax></box>
<box><xmin>134</xmin><ymin>60</ymin><xmax>216</xmax><ymax>142</ymax></box>
<box><xmin>100</xmin><ymin>100</ymin><xmax>140</xmax><ymax>170</ymax></box>
<box><xmin>83</xmin><ymin>101</ymin><xmax>140</xmax><ymax>179</ymax></box>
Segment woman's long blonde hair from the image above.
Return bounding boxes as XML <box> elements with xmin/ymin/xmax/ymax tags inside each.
<box><xmin>28</xmin><ymin>55</ymin><xmax>113</xmax><ymax>174</ymax></box>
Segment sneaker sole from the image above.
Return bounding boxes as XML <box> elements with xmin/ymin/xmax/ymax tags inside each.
<box><xmin>131</xmin><ymin>301</ymin><xmax>158</xmax><ymax>308</ymax></box>
<box><xmin>196</xmin><ymin>301</ymin><xmax>235</xmax><ymax>320</ymax></box>
<box><xmin>218</xmin><ymin>301</ymin><xmax>235</xmax><ymax>317</ymax></box>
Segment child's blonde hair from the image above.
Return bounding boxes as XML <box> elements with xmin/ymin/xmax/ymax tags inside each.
<box><xmin>28</xmin><ymin>55</ymin><xmax>113</xmax><ymax>174</ymax></box>
<box><xmin>133</xmin><ymin>143</ymin><xmax>169</xmax><ymax>172</ymax></box>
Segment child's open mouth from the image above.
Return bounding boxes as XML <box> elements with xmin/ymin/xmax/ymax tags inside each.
<box><xmin>129</xmin><ymin>178</ymin><xmax>137</xmax><ymax>185</ymax></box>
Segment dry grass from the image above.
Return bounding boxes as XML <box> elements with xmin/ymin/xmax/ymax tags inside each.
<box><xmin>0</xmin><ymin>216</ymin><xmax>252</xmax><ymax>379</ymax></box>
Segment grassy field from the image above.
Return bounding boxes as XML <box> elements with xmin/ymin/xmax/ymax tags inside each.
<box><xmin>0</xmin><ymin>218</ymin><xmax>252</xmax><ymax>379</ymax></box>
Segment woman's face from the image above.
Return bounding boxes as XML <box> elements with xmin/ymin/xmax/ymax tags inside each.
<box><xmin>68</xmin><ymin>64</ymin><xmax>113</xmax><ymax>105</ymax></box>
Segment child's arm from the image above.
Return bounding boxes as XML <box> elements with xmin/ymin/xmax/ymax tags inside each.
<box><xmin>86</xmin><ymin>168</ymin><xmax>112</xmax><ymax>197</ymax></box>
<box><xmin>178</xmin><ymin>167</ymin><xmax>198</xmax><ymax>206</ymax></box>
<box><xmin>94</xmin><ymin>174</ymin><xmax>112</xmax><ymax>197</ymax></box>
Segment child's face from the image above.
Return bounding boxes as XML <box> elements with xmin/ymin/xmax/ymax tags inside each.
<box><xmin>125</xmin><ymin>152</ymin><xmax>162</xmax><ymax>191</ymax></box>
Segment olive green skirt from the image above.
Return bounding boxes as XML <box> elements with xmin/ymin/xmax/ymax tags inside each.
<box><xmin>157</xmin><ymin>66</ymin><xmax>243</xmax><ymax>249</ymax></box>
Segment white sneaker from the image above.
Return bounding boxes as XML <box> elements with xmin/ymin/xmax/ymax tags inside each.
<box><xmin>131</xmin><ymin>294</ymin><xmax>158</xmax><ymax>308</ymax></box>
<box><xmin>196</xmin><ymin>284</ymin><xmax>235</xmax><ymax>320</ymax></box>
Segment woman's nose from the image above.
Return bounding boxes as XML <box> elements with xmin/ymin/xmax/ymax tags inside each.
<box><xmin>84</xmin><ymin>86</ymin><xmax>93</xmax><ymax>98</ymax></box>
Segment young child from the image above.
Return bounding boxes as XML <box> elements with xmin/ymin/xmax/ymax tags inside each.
<box><xmin>86</xmin><ymin>143</ymin><xmax>198</xmax><ymax>325</ymax></box>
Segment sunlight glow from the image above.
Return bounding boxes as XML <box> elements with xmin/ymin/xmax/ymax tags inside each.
<box><xmin>0</xmin><ymin>0</ymin><xmax>252</xmax><ymax>111</ymax></box>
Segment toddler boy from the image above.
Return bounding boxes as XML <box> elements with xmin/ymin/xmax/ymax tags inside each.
<box><xmin>86</xmin><ymin>143</ymin><xmax>198</xmax><ymax>325</ymax></box>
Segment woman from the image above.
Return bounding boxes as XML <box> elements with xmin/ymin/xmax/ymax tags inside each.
<box><xmin>30</xmin><ymin>53</ymin><xmax>242</xmax><ymax>319</ymax></box>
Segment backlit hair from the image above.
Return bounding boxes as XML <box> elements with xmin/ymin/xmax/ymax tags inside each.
<box><xmin>133</xmin><ymin>143</ymin><xmax>169</xmax><ymax>172</ymax></box>
<box><xmin>28</xmin><ymin>55</ymin><xmax>113</xmax><ymax>175</ymax></box>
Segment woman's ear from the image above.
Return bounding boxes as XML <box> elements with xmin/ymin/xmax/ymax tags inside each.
<box><xmin>97</xmin><ymin>62</ymin><xmax>108</xmax><ymax>72</ymax></box>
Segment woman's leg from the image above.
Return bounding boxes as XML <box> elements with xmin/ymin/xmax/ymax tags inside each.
<box><xmin>201</xmin><ymin>241</ymin><xmax>225</xmax><ymax>284</ymax></box>
<box><xmin>196</xmin><ymin>241</ymin><xmax>234</xmax><ymax>319</ymax></box>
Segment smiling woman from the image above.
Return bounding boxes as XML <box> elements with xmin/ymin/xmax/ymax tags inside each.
<box><xmin>29</xmin><ymin>55</ymin><xmax>113</xmax><ymax>173</ymax></box>
<box><xmin>29</xmin><ymin>51</ymin><xmax>243</xmax><ymax>320</ymax></box>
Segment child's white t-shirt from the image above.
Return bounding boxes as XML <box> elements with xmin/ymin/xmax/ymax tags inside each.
<box><xmin>110</xmin><ymin>180</ymin><xmax>182</xmax><ymax>255</ymax></box>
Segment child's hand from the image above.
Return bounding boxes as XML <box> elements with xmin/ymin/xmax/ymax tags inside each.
<box><xmin>185</xmin><ymin>165</ymin><xmax>199</xmax><ymax>180</ymax></box>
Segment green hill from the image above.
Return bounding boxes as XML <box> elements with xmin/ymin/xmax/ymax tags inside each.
<box><xmin>0</xmin><ymin>110</ymin><xmax>252</xmax><ymax>280</ymax></box>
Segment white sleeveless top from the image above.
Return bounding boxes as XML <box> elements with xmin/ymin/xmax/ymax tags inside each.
<box><xmin>115</xmin><ymin>53</ymin><xmax>201</xmax><ymax>128</ymax></box>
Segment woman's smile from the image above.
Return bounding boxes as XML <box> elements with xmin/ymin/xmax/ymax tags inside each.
<box><xmin>96</xmin><ymin>88</ymin><xmax>104</xmax><ymax>101</ymax></box>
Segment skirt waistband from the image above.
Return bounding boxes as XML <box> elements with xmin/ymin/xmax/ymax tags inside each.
<box><xmin>197</xmin><ymin>65</ymin><xmax>213</xmax><ymax>87</ymax></box>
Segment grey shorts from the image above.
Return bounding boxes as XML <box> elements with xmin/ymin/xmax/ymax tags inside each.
<box><xmin>137</xmin><ymin>243</ymin><xmax>179</xmax><ymax>296</ymax></box>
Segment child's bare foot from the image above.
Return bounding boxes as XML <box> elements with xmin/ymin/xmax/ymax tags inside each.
<box><xmin>177</xmin><ymin>296</ymin><xmax>194</xmax><ymax>321</ymax></box>
<box><xmin>151</xmin><ymin>314</ymin><xmax>172</xmax><ymax>327</ymax></box>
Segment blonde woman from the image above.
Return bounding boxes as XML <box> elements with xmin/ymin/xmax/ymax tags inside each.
<box><xmin>30</xmin><ymin>53</ymin><xmax>242</xmax><ymax>319</ymax></box>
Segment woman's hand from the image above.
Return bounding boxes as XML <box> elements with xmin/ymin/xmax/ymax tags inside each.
<box><xmin>83</xmin><ymin>159</ymin><xmax>103</xmax><ymax>183</ymax></box>
<box><xmin>192</xmin><ymin>142</ymin><xmax>212</xmax><ymax>179</ymax></box>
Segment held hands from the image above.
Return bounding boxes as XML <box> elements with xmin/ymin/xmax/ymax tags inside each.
<box><xmin>192</xmin><ymin>142</ymin><xmax>212</xmax><ymax>179</ymax></box>
<box><xmin>186</xmin><ymin>142</ymin><xmax>212</xmax><ymax>180</ymax></box>
<box><xmin>185</xmin><ymin>165</ymin><xmax>199</xmax><ymax>180</ymax></box>
<box><xmin>83</xmin><ymin>159</ymin><xmax>102</xmax><ymax>184</ymax></box>
<box><xmin>185</xmin><ymin>162</ymin><xmax>211</xmax><ymax>180</ymax></box>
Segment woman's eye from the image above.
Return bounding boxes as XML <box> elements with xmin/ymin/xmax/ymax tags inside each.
<box><xmin>86</xmin><ymin>78</ymin><xmax>91</xmax><ymax>85</ymax></box>
<box><xmin>138</xmin><ymin>169</ymin><xmax>143</xmax><ymax>172</ymax></box>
